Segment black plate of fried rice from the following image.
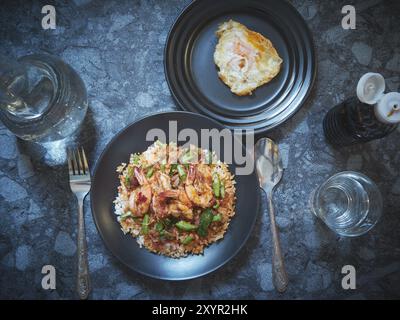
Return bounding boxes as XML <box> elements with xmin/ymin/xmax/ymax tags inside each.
<box><xmin>91</xmin><ymin>111</ymin><xmax>260</xmax><ymax>280</ymax></box>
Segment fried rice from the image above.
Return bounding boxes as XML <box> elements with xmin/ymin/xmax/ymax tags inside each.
<box><xmin>113</xmin><ymin>141</ymin><xmax>236</xmax><ymax>258</ymax></box>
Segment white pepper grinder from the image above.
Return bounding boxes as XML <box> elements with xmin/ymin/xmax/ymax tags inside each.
<box><xmin>323</xmin><ymin>72</ymin><xmax>400</xmax><ymax>146</ymax></box>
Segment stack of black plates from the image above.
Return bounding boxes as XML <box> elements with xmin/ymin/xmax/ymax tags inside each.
<box><xmin>164</xmin><ymin>0</ymin><xmax>316</xmax><ymax>134</ymax></box>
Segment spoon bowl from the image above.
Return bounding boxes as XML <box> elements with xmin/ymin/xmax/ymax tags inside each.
<box><xmin>255</xmin><ymin>138</ymin><xmax>283</xmax><ymax>193</ymax></box>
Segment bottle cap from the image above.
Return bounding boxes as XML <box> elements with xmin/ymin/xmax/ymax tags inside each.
<box><xmin>357</xmin><ymin>73</ymin><xmax>385</xmax><ymax>105</ymax></box>
<box><xmin>374</xmin><ymin>92</ymin><xmax>400</xmax><ymax>124</ymax></box>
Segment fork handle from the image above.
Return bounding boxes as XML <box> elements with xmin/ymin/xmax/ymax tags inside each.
<box><xmin>267</xmin><ymin>193</ymin><xmax>289</xmax><ymax>293</ymax></box>
<box><xmin>77</xmin><ymin>199</ymin><xmax>90</xmax><ymax>299</ymax></box>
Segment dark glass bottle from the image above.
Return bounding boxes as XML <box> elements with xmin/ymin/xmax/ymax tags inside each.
<box><xmin>323</xmin><ymin>96</ymin><xmax>397</xmax><ymax>147</ymax></box>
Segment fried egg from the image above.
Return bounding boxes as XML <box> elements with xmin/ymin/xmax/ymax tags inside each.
<box><xmin>213</xmin><ymin>20</ymin><xmax>283</xmax><ymax>96</ymax></box>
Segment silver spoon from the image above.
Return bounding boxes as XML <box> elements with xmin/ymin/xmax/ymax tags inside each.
<box><xmin>255</xmin><ymin>138</ymin><xmax>288</xmax><ymax>293</ymax></box>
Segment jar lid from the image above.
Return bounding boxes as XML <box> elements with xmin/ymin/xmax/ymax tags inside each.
<box><xmin>374</xmin><ymin>92</ymin><xmax>400</xmax><ymax>124</ymax></box>
<box><xmin>356</xmin><ymin>73</ymin><xmax>385</xmax><ymax>105</ymax></box>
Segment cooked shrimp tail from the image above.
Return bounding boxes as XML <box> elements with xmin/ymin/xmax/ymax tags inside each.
<box><xmin>134</xmin><ymin>166</ymin><xmax>148</xmax><ymax>185</ymax></box>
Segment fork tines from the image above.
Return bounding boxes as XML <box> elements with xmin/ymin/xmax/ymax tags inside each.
<box><xmin>68</xmin><ymin>147</ymin><xmax>89</xmax><ymax>176</ymax></box>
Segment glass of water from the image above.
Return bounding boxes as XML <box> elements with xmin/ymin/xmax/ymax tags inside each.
<box><xmin>0</xmin><ymin>53</ymin><xmax>87</xmax><ymax>142</ymax></box>
<box><xmin>310</xmin><ymin>171</ymin><xmax>382</xmax><ymax>237</ymax></box>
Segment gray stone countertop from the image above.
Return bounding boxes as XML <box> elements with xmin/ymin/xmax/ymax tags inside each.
<box><xmin>0</xmin><ymin>0</ymin><xmax>399</xmax><ymax>299</ymax></box>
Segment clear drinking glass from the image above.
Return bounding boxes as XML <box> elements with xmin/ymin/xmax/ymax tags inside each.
<box><xmin>0</xmin><ymin>53</ymin><xmax>87</xmax><ymax>142</ymax></box>
<box><xmin>310</xmin><ymin>171</ymin><xmax>382</xmax><ymax>237</ymax></box>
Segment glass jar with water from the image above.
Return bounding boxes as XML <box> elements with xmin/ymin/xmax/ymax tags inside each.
<box><xmin>311</xmin><ymin>171</ymin><xmax>382</xmax><ymax>237</ymax></box>
<box><xmin>0</xmin><ymin>53</ymin><xmax>87</xmax><ymax>142</ymax></box>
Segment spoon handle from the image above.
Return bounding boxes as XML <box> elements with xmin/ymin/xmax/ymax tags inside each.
<box><xmin>267</xmin><ymin>194</ymin><xmax>289</xmax><ymax>293</ymax></box>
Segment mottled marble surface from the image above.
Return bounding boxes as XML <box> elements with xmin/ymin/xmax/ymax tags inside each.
<box><xmin>0</xmin><ymin>0</ymin><xmax>399</xmax><ymax>299</ymax></box>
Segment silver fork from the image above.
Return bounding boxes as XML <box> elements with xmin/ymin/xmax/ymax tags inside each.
<box><xmin>68</xmin><ymin>147</ymin><xmax>91</xmax><ymax>299</ymax></box>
